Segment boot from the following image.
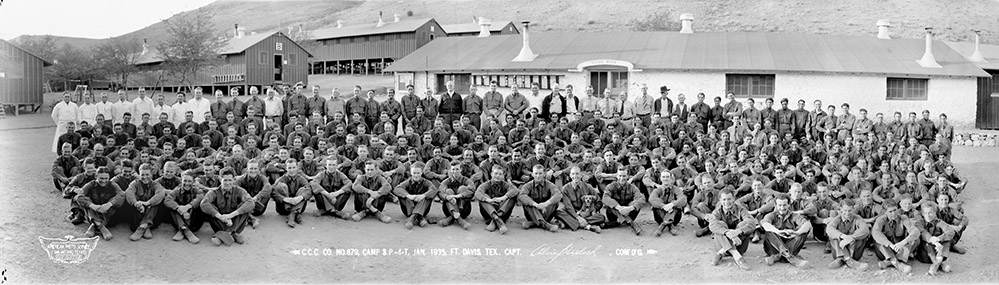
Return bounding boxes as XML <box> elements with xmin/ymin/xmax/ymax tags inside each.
<box><xmin>351</xmin><ymin>211</ymin><xmax>367</xmax><ymax>222</ymax></box>
<box><xmin>668</xmin><ymin>224</ymin><xmax>678</xmax><ymax>236</ymax></box>
<box><xmin>630</xmin><ymin>222</ymin><xmax>643</xmax><ymax>236</ymax></box>
<box><xmin>211</xmin><ymin>237</ymin><xmax>222</xmax><ymax>246</ymax></box>
<box><xmin>142</xmin><ymin>227</ymin><xmax>153</xmax><ymax>239</ymax></box>
<box><xmin>485</xmin><ymin>221</ymin><xmax>496</xmax><ymax>232</ymax></box>
<box><xmin>438</xmin><ymin>216</ymin><xmax>454</xmax><ymax>227</ymax></box>
<box><xmin>98</xmin><ymin>225</ymin><xmax>113</xmax><ymax>241</ymax></box>
<box><xmin>332</xmin><ymin>210</ymin><xmax>352</xmax><ymax>220</ymax></box>
<box><xmin>172</xmin><ymin>231</ymin><xmax>185</xmax><ymax>241</ymax></box>
<box><xmin>927</xmin><ymin>262</ymin><xmax>940</xmax><ymax>276</ymax></box>
<box><xmin>542</xmin><ymin>221</ymin><xmax>559</xmax><ymax>233</ymax></box>
<box><xmin>249</xmin><ymin>216</ymin><xmax>260</xmax><ymax>229</ymax></box>
<box><xmin>950</xmin><ymin>244</ymin><xmax>967</xmax><ymax>255</ymax></box>
<box><xmin>711</xmin><ymin>253</ymin><xmax>722</xmax><ymax>266</ymax></box>
<box><xmin>293</xmin><ymin>212</ymin><xmax>303</xmax><ymax>224</ymax></box>
<box><xmin>787</xmin><ymin>255</ymin><xmax>810</xmax><ymax>268</ymax></box>
<box><xmin>183</xmin><ymin>228</ymin><xmax>199</xmax><ymax>244</ymax></box>
<box><xmin>232</xmin><ymin>233</ymin><xmax>245</xmax><ymax>244</ymax></box>
<box><xmin>287</xmin><ymin>214</ymin><xmax>297</xmax><ymax>228</ymax></box>
<box><xmin>892</xmin><ymin>260</ymin><xmax>911</xmax><ymax>274</ymax></box>
<box><xmin>374</xmin><ymin>211</ymin><xmax>392</xmax><ymax>223</ymax></box>
<box><xmin>85</xmin><ymin>225</ymin><xmax>96</xmax><ymax>238</ymax></box>
<box><xmin>588</xmin><ymin>225</ymin><xmax>602</xmax><ymax>233</ymax></box>
<box><xmin>695</xmin><ymin>227</ymin><xmax>711</xmax><ymax>237</ymax></box>
<box><xmin>827</xmin><ymin>258</ymin><xmax>845</xmax><ymax>269</ymax></box>
<box><xmin>69</xmin><ymin>210</ymin><xmax>84</xmax><ymax>225</ymax></box>
<box><xmin>522</xmin><ymin>221</ymin><xmax>535</xmax><ymax>229</ymax></box>
<box><xmin>496</xmin><ymin>219</ymin><xmax>509</xmax><ymax>234</ymax></box>
<box><xmin>734</xmin><ymin>257</ymin><xmax>751</xmax><ymax>270</ymax></box>
<box><xmin>844</xmin><ymin>259</ymin><xmax>869</xmax><ymax>271</ymax></box>
<box><xmin>654</xmin><ymin>223</ymin><xmax>668</xmax><ymax>237</ymax></box>
<box><xmin>457</xmin><ymin>218</ymin><xmax>471</xmax><ymax>230</ymax></box>
<box><xmin>940</xmin><ymin>263</ymin><xmax>952</xmax><ymax>273</ymax></box>
<box><xmin>764</xmin><ymin>255</ymin><xmax>779</xmax><ymax>266</ymax></box>
<box><xmin>404</xmin><ymin>216</ymin><xmax>415</xmax><ymax>229</ymax></box>
<box><xmin>130</xmin><ymin>226</ymin><xmax>146</xmax><ymax>241</ymax></box>
<box><xmin>418</xmin><ymin>216</ymin><xmax>429</xmax><ymax>227</ymax></box>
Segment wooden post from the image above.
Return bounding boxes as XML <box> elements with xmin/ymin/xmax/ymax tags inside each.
<box><xmin>365</xmin><ymin>59</ymin><xmax>369</xmax><ymax>76</ymax></box>
<box><xmin>381</xmin><ymin>58</ymin><xmax>385</xmax><ymax>76</ymax></box>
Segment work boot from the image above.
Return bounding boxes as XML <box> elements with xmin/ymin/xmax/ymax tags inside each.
<box><xmin>457</xmin><ymin>218</ymin><xmax>471</xmax><ymax>230</ymax></box>
<box><xmin>183</xmin><ymin>229</ymin><xmax>199</xmax><ymax>244</ymax></box>
<box><xmin>294</xmin><ymin>212</ymin><xmax>303</xmax><ymax>224</ymax></box>
<box><xmin>827</xmin><ymin>258</ymin><xmax>845</xmax><ymax>269</ymax></box>
<box><xmin>485</xmin><ymin>222</ymin><xmax>496</xmax><ymax>232</ymax></box>
<box><xmin>764</xmin><ymin>255</ymin><xmax>779</xmax><ymax>266</ymax></box>
<box><xmin>927</xmin><ymin>262</ymin><xmax>940</xmax><ymax>276</ymax></box>
<box><xmin>824</xmin><ymin>246</ymin><xmax>832</xmax><ymax>254</ymax></box>
<box><xmin>734</xmin><ymin>257</ymin><xmax>751</xmax><ymax>270</ymax></box>
<box><xmin>893</xmin><ymin>260</ymin><xmax>912</xmax><ymax>274</ymax></box>
<box><xmin>211</xmin><ymin>237</ymin><xmax>222</xmax><ymax>246</ymax></box>
<box><xmin>142</xmin><ymin>227</ymin><xmax>153</xmax><ymax>239</ymax></box>
<box><xmin>589</xmin><ymin>225</ymin><xmax>602</xmax><ymax>233</ymax></box>
<box><xmin>654</xmin><ymin>223</ymin><xmax>668</xmax><ymax>237</ymax></box>
<box><xmin>418</xmin><ymin>217</ymin><xmax>429</xmax><ymax>227</ymax></box>
<box><xmin>878</xmin><ymin>260</ymin><xmax>891</xmax><ymax>270</ymax></box>
<box><xmin>404</xmin><ymin>216</ymin><xmax>415</xmax><ymax>230</ymax></box>
<box><xmin>249</xmin><ymin>216</ymin><xmax>260</xmax><ymax>229</ymax></box>
<box><xmin>940</xmin><ymin>263</ymin><xmax>952</xmax><ymax>273</ymax></box>
<box><xmin>630</xmin><ymin>223</ymin><xmax>643</xmax><ymax>236</ymax></box>
<box><xmin>497</xmin><ymin>219</ymin><xmax>509</xmax><ymax>234</ymax></box>
<box><xmin>130</xmin><ymin>226</ymin><xmax>146</xmax><ymax>241</ymax></box>
<box><xmin>374</xmin><ymin>211</ymin><xmax>392</xmax><ymax>223</ymax></box>
<box><xmin>542</xmin><ymin>222</ymin><xmax>559</xmax><ymax>233</ymax></box>
<box><xmin>668</xmin><ymin>225</ymin><xmax>678</xmax><ymax>236</ymax></box>
<box><xmin>787</xmin><ymin>256</ymin><xmax>810</xmax><ymax>268</ymax></box>
<box><xmin>98</xmin><ymin>225</ymin><xmax>113</xmax><ymax>241</ymax></box>
<box><xmin>710</xmin><ymin>253</ymin><xmax>722</xmax><ymax>266</ymax></box>
<box><xmin>438</xmin><ymin>216</ymin><xmax>453</xmax><ymax>227</ymax></box>
<box><xmin>172</xmin><ymin>231</ymin><xmax>185</xmax><ymax>241</ymax></box>
<box><xmin>69</xmin><ymin>211</ymin><xmax>84</xmax><ymax>225</ymax></box>
<box><xmin>287</xmin><ymin>215</ymin><xmax>297</xmax><ymax>228</ymax></box>
<box><xmin>845</xmin><ymin>259</ymin><xmax>869</xmax><ymax>271</ymax></box>
<box><xmin>85</xmin><ymin>225</ymin><xmax>96</xmax><ymax>238</ymax></box>
<box><xmin>695</xmin><ymin>227</ymin><xmax>711</xmax><ymax>237</ymax></box>
<box><xmin>332</xmin><ymin>210</ymin><xmax>352</xmax><ymax>220</ymax></box>
<box><xmin>522</xmin><ymin>221</ymin><xmax>535</xmax><ymax>229</ymax></box>
<box><xmin>950</xmin><ymin>245</ymin><xmax>967</xmax><ymax>255</ymax></box>
<box><xmin>351</xmin><ymin>211</ymin><xmax>367</xmax><ymax>222</ymax></box>
<box><xmin>232</xmin><ymin>233</ymin><xmax>245</xmax><ymax>244</ymax></box>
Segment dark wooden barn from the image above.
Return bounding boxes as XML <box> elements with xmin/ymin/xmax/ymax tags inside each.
<box><xmin>308</xmin><ymin>16</ymin><xmax>447</xmax><ymax>76</ymax></box>
<box><xmin>0</xmin><ymin>39</ymin><xmax>52</xmax><ymax>115</ymax></box>
<box><xmin>131</xmin><ymin>31</ymin><xmax>312</xmax><ymax>95</ymax></box>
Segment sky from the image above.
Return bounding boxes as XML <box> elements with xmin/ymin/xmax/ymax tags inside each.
<box><xmin>0</xmin><ymin>0</ymin><xmax>216</xmax><ymax>40</ymax></box>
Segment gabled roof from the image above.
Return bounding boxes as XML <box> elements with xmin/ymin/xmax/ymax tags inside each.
<box><xmin>441</xmin><ymin>21</ymin><xmax>515</xmax><ymax>34</ymax></box>
<box><xmin>312</xmin><ymin>17</ymin><xmax>434</xmax><ymax>40</ymax></box>
<box><xmin>134</xmin><ymin>31</ymin><xmax>312</xmax><ymax>65</ymax></box>
<box><xmin>1</xmin><ymin>39</ymin><xmax>54</xmax><ymax>66</ymax></box>
<box><xmin>386</xmin><ymin>31</ymin><xmax>990</xmax><ymax>77</ymax></box>
<box><xmin>944</xmin><ymin>41</ymin><xmax>999</xmax><ymax>70</ymax></box>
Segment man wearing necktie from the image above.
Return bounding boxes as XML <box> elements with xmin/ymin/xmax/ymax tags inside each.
<box><xmin>634</xmin><ymin>84</ymin><xmax>654</xmax><ymax>128</ymax></box>
<box><xmin>653</xmin><ymin>86</ymin><xmax>674</xmax><ymax>121</ymax></box>
<box><xmin>518</xmin><ymin>165</ymin><xmax>562</xmax><ymax>232</ymax></box>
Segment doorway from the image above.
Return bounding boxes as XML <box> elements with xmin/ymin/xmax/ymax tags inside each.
<box><xmin>589</xmin><ymin>70</ymin><xmax>628</xmax><ymax>96</ymax></box>
<box><xmin>274</xmin><ymin>54</ymin><xmax>284</xmax><ymax>82</ymax></box>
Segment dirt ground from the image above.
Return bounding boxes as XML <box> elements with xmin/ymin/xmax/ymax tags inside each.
<box><xmin>1</xmin><ymin>116</ymin><xmax>998</xmax><ymax>283</ymax></box>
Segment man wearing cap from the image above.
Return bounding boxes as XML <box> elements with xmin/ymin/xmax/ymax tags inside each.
<box><xmin>634</xmin><ymin>84</ymin><xmax>655</xmax><ymax>127</ymax></box>
<box><xmin>654</xmin><ymin>86</ymin><xmax>674</xmax><ymax>121</ymax></box>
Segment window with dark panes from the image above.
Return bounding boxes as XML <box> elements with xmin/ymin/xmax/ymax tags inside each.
<box><xmin>258</xmin><ymin>51</ymin><xmax>267</xmax><ymax>65</ymax></box>
<box><xmin>990</xmin><ymin>70</ymin><xmax>999</xmax><ymax>96</ymax></box>
<box><xmin>886</xmin><ymin>77</ymin><xmax>928</xmax><ymax>100</ymax></box>
<box><xmin>726</xmin><ymin>74</ymin><xmax>775</xmax><ymax>98</ymax></box>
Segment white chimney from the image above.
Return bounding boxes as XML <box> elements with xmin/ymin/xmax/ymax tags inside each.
<box><xmin>141</xmin><ymin>39</ymin><xmax>148</xmax><ymax>55</ymax></box>
<box><xmin>298</xmin><ymin>24</ymin><xmax>303</xmax><ymax>35</ymax></box>
<box><xmin>512</xmin><ymin>21</ymin><xmax>538</xmax><ymax>62</ymax></box>
<box><xmin>916</xmin><ymin>27</ymin><xmax>942</xmax><ymax>68</ymax></box>
<box><xmin>234</xmin><ymin>24</ymin><xmax>239</xmax><ymax>39</ymax></box>
<box><xmin>336</xmin><ymin>20</ymin><xmax>343</xmax><ymax>28</ymax></box>
<box><xmin>478</xmin><ymin>17</ymin><xmax>492</xmax><ymax>38</ymax></box>
<box><xmin>679</xmin><ymin>13</ymin><xmax>694</xmax><ymax>34</ymax></box>
<box><xmin>376</xmin><ymin>12</ymin><xmax>385</xmax><ymax>27</ymax></box>
<box><xmin>394</xmin><ymin>14</ymin><xmax>401</xmax><ymax>23</ymax></box>
<box><xmin>969</xmin><ymin>30</ymin><xmax>989</xmax><ymax>63</ymax></box>
<box><xmin>287</xmin><ymin>26</ymin><xmax>294</xmax><ymax>35</ymax></box>
<box><xmin>236</xmin><ymin>27</ymin><xmax>246</xmax><ymax>38</ymax></box>
<box><xmin>876</xmin><ymin>20</ymin><xmax>891</xmax><ymax>39</ymax></box>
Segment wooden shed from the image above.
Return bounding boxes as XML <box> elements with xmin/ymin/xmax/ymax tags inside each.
<box><xmin>308</xmin><ymin>17</ymin><xmax>447</xmax><ymax>76</ymax></box>
<box><xmin>130</xmin><ymin>31</ymin><xmax>312</xmax><ymax>95</ymax></box>
<box><xmin>0</xmin><ymin>39</ymin><xmax>52</xmax><ymax>114</ymax></box>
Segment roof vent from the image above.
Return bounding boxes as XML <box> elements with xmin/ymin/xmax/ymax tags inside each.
<box><xmin>679</xmin><ymin>13</ymin><xmax>694</xmax><ymax>34</ymax></box>
<box><xmin>916</xmin><ymin>27</ymin><xmax>941</xmax><ymax>68</ymax></box>
<box><xmin>233</xmin><ymin>24</ymin><xmax>240</xmax><ymax>39</ymax></box>
<box><xmin>478</xmin><ymin>17</ymin><xmax>492</xmax><ymax>38</ymax></box>
<box><xmin>876</xmin><ymin>20</ymin><xmax>891</xmax><ymax>39</ymax></box>
<box><xmin>376</xmin><ymin>12</ymin><xmax>385</xmax><ymax>28</ymax></box>
<box><xmin>969</xmin><ymin>30</ymin><xmax>989</xmax><ymax>63</ymax></box>
<box><xmin>336</xmin><ymin>20</ymin><xmax>343</xmax><ymax>28</ymax></box>
<box><xmin>512</xmin><ymin>21</ymin><xmax>538</xmax><ymax>62</ymax></box>
<box><xmin>236</xmin><ymin>27</ymin><xmax>246</xmax><ymax>39</ymax></box>
<box><xmin>394</xmin><ymin>14</ymin><xmax>401</xmax><ymax>23</ymax></box>
<box><xmin>141</xmin><ymin>39</ymin><xmax>148</xmax><ymax>55</ymax></box>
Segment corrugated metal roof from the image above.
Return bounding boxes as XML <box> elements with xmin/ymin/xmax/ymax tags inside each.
<box><xmin>944</xmin><ymin>41</ymin><xmax>999</xmax><ymax>70</ymax></box>
<box><xmin>441</xmin><ymin>21</ymin><xmax>513</xmax><ymax>34</ymax></box>
<box><xmin>134</xmin><ymin>31</ymin><xmax>311</xmax><ymax>65</ymax></box>
<box><xmin>385</xmin><ymin>31</ymin><xmax>990</xmax><ymax>77</ymax></box>
<box><xmin>312</xmin><ymin>18</ymin><xmax>434</xmax><ymax>40</ymax></box>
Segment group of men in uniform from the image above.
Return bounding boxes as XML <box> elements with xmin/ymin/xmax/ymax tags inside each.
<box><xmin>51</xmin><ymin>80</ymin><xmax>970</xmax><ymax>275</ymax></box>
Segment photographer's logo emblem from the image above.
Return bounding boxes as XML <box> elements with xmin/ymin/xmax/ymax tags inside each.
<box><xmin>37</xmin><ymin>235</ymin><xmax>99</xmax><ymax>264</ymax></box>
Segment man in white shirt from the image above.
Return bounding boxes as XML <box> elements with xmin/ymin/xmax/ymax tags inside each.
<box><xmin>77</xmin><ymin>93</ymin><xmax>98</xmax><ymax>126</ymax></box>
<box><xmin>95</xmin><ymin>92</ymin><xmax>114</xmax><ymax>125</ymax></box>
<box><xmin>131</xmin><ymin>88</ymin><xmax>154</xmax><ymax>121</ymax></box>
<box><xmin>264</xmin><ymin>88</ymin><xmax>284</xmax><ymax>126</ymax></box>
<box><xmin>188</xmin><ymin>87</ymin><xmax>212</xmax><ymax>124</ymax></box>
<box><xmin>152</xmin><ymin>93</ymin><xmax>174</xmax><ymax>124</ymax></box>
<box><xmin>171</xmin><ymin>92</ymin><xmax>189</xmax><ymax>125</ymax></box>
<box><xmin>112</xmin><ymin>90</ymin><xmax>134</xmax><ymax>123</ymax></box>
<box><xmin>51</xmin><ymin>92</ymin><xmax>79</xmax><ymax>152</ymax></box>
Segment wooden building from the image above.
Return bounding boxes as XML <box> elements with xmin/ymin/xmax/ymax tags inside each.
<box><xmin>131</xmin><ymin>31</ymin><xmax>312</xmax><ymax>95</ymax></box>
<box><xmin>308</xmin><ymin>16</ymin><xmax>447</xmax><ymax>76</ymax></box>
<box><xmin>441</xmin><ymin>20</ymin><xmax>519</xmax><ymax>37</ymax></box>
<box><xmin>945</xmin><ymin>40</ymin><xmax>999</xmax><ymax>129</ymax></box>
<box><xmin>0</xmin><ymin>39</ymin><xmax>52</xmax><ymax>114</ymax></box>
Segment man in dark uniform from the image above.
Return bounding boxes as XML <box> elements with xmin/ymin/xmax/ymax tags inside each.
<box><xmin>380</xmin><ymin>88</ymin><xmax>403</xmax><ymax>131</ymax></box>
<box><xmin>653</xmin><ymin>86</ymin><xmax>673</xmax><ymax>120</ymax></box>
<box><xmin>439</xmin><ymin>81</ymin><xmax>463</xmax><ymax>126</ymax></box>
<box><xmin>760</xmin><ymin>193</ymin><xmax>812</xmax><ymax>268</ymax></box>
<box><xmin>200</xmin><ymin>167</ymin><xmax>255</xmax><ymax>246</ymax></box>
<box><xmin>709</xmin><ymin>189</ymin><xmax>756</xmax><ymax>270</ymax></box>
<box><xmin>603</xmin><ymin>169</ymin><xmax>646</xmax><ymax>235</ymax></box>
<box><xmin>74</xmin><ymin>167</ymin><xmax>124</xmax><ymax>240</ymax></box>
<box><xmin>311</xmin><ymin>157</ymin><xmax>353</xmax><ymax>220</ymax></box>
<box><xmin>518</xmin><ymin>165</ymin><xmax>562</xmax><ymax>232</ymax></box>
<box><xmin>164</xmin><ymin>171</ymin><xmax>205</xmax><ymax>244</ymax></box>
<box><xmin>350</xmin><ymin>161</ymin><xmax>393</xmax><ymax>223</ymax></box>
<box><xmin>125</xmin><ymin>163</ymin><xmax>166</xmax><ymax>241</ymax></box>
<box><xmin>439</xmin><ymin>163</ymin><xmax>475</xmax><ymax>229</ymax></box>
<box><xmin>400</xmin><ymin>85</ymin><xmax>422</xmax><ymax>131</ymax></box>
<box><xmin>776</xmin><ymin>98</ymin><xmax>796</xmax><ymax>139</ymax></box>
<box><xmin>650</xmin><ymin>171</ymin><xmax>686</xmax><ymax>237</ymax></box>
<box><xmin>463</xmin><ymin>86</ymin><xmax>484</xmax><ymax>129</ymax></box>
<box><xmin>475</xmin><ymin>165</ymin><xmax>519</xmax><ymax>234</ymax></box>
<box><xmin>273</xmin><ymin>159</ymin><xmax>313</xmax><ymax>227</ymax></box>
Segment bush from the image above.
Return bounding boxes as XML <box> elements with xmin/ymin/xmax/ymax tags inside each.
<box><xmin>406</xmin><ymin>11</ymin><xmax>413</xmax><ymax>16</ymax></box>
<box><xmin>629</xmin><ymin>10</ymin><xmax>682</xmax><ymax>32</ymax></box>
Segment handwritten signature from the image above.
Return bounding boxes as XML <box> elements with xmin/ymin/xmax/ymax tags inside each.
<box><xmin>530</xmin><ymin>243</ymin><xmax>601</xmax><ymax>263</ymax></box>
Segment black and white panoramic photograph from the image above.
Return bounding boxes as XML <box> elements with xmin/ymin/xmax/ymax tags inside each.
<box><xmin>1</xmin><ymin>0</ymin><xmax>998</xmax><ymax>283</ymax></box>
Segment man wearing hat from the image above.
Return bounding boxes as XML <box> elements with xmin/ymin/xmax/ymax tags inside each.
<box><xmin>654</xmin><ymin>86</ymin><xmax>674</xmax><ymax>120</ymax></box>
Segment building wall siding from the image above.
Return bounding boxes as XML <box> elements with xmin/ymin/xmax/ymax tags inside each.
<box><xmin>244</xmin><ymin>33</ymin><xmax>310</xmax><ymax>86</ymax></box>
<box><xmin>0</xmin><ymin>40</ymin><xmax>45</xmax><ymax>105</ymax></box>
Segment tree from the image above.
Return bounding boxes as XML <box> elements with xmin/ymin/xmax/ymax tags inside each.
<box><xmin>92</xmin><ymin>36</ymin><xmax>143</xmax><ymax>89</ymax></box>
<box><xmin>289</xmin><ymin>24</ymin><xmax>319</xmax><ymax>54</ymax></box>
<box><xmin>156</xmin><ymin>11</ymin><xmax>224</xmax><ymax>93</ymax></box>
<box><xmin>629</xmin><ymin>10</ymin><xmax>682</xmax><ymax>32</ymax></box>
